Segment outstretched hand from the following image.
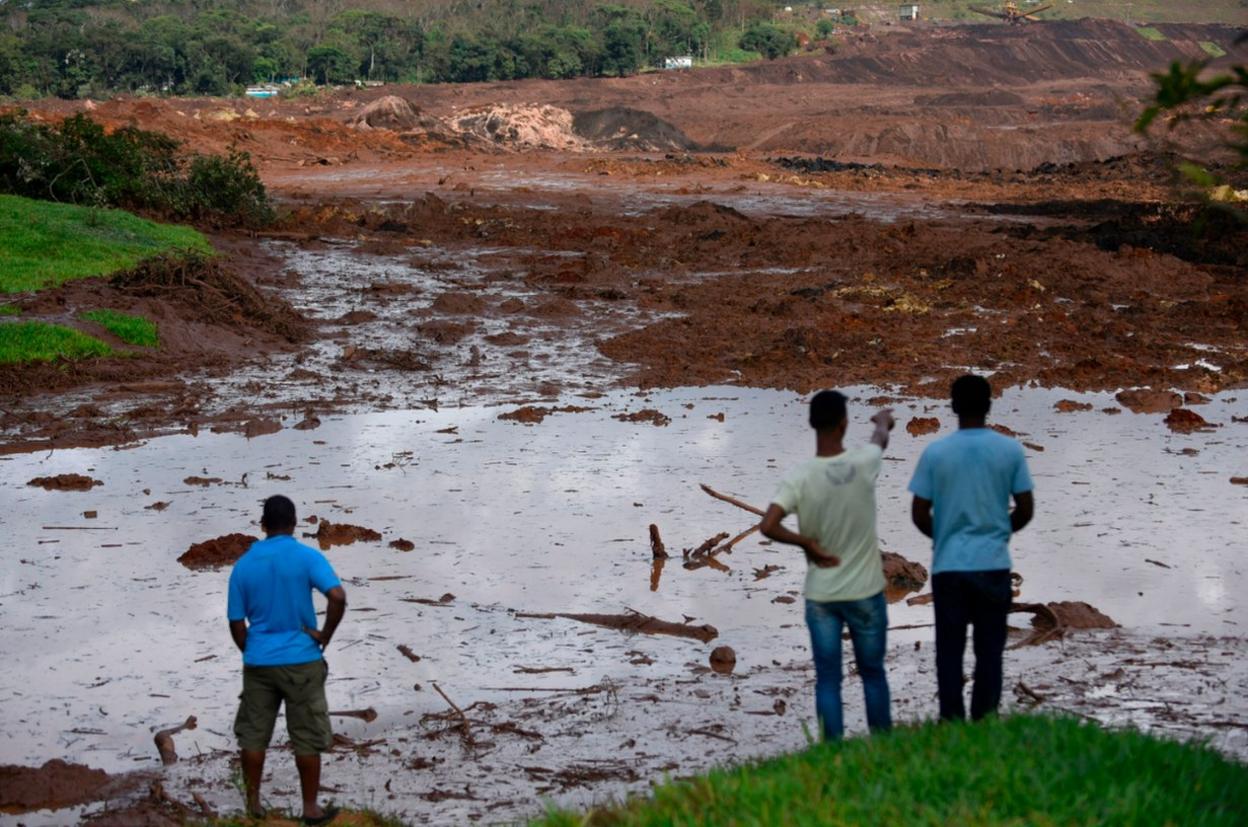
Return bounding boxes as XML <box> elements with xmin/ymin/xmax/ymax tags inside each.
<box><xmin>871</xmin><ymin>408</ymin><xmax>896</xmax><ymax>431</ymax></box>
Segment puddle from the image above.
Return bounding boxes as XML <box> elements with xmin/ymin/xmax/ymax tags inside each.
<box><xmin>2</xmin><ymin>384</ymin><xmax>1245</xmax><ymax>823</ymax></box>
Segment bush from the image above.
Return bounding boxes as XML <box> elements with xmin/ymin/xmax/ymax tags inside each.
<box><xmin>739</xmin><ymin>23</ymin><xmax>796</xmax><ymax>61</ymax></box>
<box><xmin>0</xmin><ymin>112</ymin><xmax>272</xmax><ymax>227</ymax></box>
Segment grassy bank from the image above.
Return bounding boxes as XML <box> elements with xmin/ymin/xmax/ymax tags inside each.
<box><xmin>534</xmin><ymin>715</ymin><xmax>1248</xmax><ymax>826</ymax></box>
<box><xmin>0</xmin><ymin>321</ymin><xmax>111</xmax><ymax>364</ymax></box>
<box><xmin>0</xmin><ymin>194</ymin><xmax>210</xmax><ymax>294</ymax></box>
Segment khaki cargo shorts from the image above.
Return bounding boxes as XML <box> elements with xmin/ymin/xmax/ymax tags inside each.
<box><xmin>234</xmin><ymin>659</ymin><xmax>332</xmax><ymax>755</ymax></box>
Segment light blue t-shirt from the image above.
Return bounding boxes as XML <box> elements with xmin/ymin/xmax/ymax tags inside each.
<box><xmin>908</xmin><ymin>428</ymin><xmax>1033</xmax><ymax>574</ymax></box>
<box><xmin>227</xmin><ymin>535</ymin><xmax>341</xmax><ymax>667</ymax></box>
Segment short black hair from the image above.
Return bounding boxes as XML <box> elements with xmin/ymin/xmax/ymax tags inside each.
<box><xmin>951</xmin><ymin>374</ymin><xmax>992</xmax><ymax>418</ymax></box>
<box><xmin>261</xmin><ymin>495</ymin><xmax>297</xmax><ymax>533</ymax></box>
<box><xmin>809</xmin><ymin>390</ymin><xmax>848</xmax><ymax>431</ymax></box>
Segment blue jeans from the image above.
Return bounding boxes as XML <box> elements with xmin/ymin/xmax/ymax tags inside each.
<box><xmin>805</xmin><ymin>591</ymin><xmax>892</xmax><ymax>740</ymax></box>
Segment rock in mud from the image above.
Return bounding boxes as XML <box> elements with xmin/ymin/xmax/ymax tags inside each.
<box><xmin>497</xmin><ymin>405</ymin><xmax>592</xmax><ymax>424</ymax></box>
<box><xmin>314</xmin><ymin>520</ymin><xmax>382</xmax><ymax>549</ymax></box>
<box><xmin>882</xmin><ymin>551</ymin><xmax>929</xmax><ymax>593</ymax></box>
<box><xmin>709</xmin><ymin>646</ymin><xmax>737</xmax><ymax>675</ymax></box>
<box><xmin>389</xmin><ymin>538</ymin><xmax>415</xmax><ymax>551</ymax></box>
<box><xmin>178</xmin><ymin>533</ymin><xmax>257</xmax><ymax>570</ymax></box>
<box><xmin>1116</xmin><ymin>389</ymin><xmax>1182</xmax><ymax>414</ymax></box>
<box><xmin>1164</xmin><ymin>408</ymin><xmax>1212</xmax><ymax>433</ymax></box>
<box><xmin>27</xmin><ymin>474</ymin><xmax>102</xmax><ymax>492</ymax></box>
<box><xmin>906</xmin><ymin>417</ymin><xmax>940</xmax><ymax>436</ymax></box>
<box><xmin>1054</xmin><ymin>400</ymin><xmax>1093</xmax><ymax>412</ymax></box>
<box><xmin>430</xmin><ymin>291</ymin><xmax>486</xmax><ymax>315</ymax></box>
<box><xmin>243</xmin><ymin>418</ymin><xmax>282</xmax><ymax>439</ymax></box>
<box><xmin>613</xmin><ymin>409</ymin><xmax>671</xmax><ymax>427</ymax></box>
<box><xmin>0</xmin><ymin>759</ymin><xmax>114</xmax><ymax>813</ymax></box>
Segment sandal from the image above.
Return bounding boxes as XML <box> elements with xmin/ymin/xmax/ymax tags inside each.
<box><xmin>302</xmin><ymin>804</ymin><xmax>341</xmax><ymax>825</ymax></box>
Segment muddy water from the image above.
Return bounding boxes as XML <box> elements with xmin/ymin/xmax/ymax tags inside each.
<box><xmin>2</xmin><ymin>385</ymin><xmax>1245</xmax><ymax>822</ymax></box>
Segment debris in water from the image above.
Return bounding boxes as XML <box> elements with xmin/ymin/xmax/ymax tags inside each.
<box><xmin>27</xmin><ymin>474</ymin><xmax>102</xmax><ymax>491</ymax></box>
<box><xmin>312</xmin><ymin>520</ymin><xmax>382</xmax><ymax>549</ymax></box>
<box><xmin>389</xmin><ymin>538</ymin><xmax>415</xmax><ymax>551</ymax></box>
<box><xmin>906</xmin><ymin>417</ymin><xmax>940</xmax><ymax>436</ymax></box>
<box><xmin>514</xmin><ymin>609</ymin><xmax>718</xmax><ymax>642</ymax></box>
<box><xmin>649</xmin><ymin>524</ymin><xmax>669</xmax><ymax>559</ymax></box>
<box><xmin>1010</xmin><ymin>601</ymin><xmax>1118</xmax><ymax>647</ymax></box>
<box><xmin>1054</xmin><ymin>400</ymin><xmax>1092</xmax><ymax>412</ymax></box>
<box><xmin>182</xmin><ymin>476</ymin><xmax>222</xmax><ymax>487</ymax></box>
<box><xmin>177</xmin><ymin>534</ymin><xmax>257</xmax><ymax>570</ymax></box>
<box><xmin>1116</xmin><ymin>389</ymin><xmax>1182</xmax><ymax>414</ymax></box>
<box><xmin>498</xmin><ymin>405</ymin><xmax>592</xmax><ymax>425</ymax></box>
<box><xmin>709</xmin><ymin>646</ymin><xmax>737</xmax><ymax>675</ymax></box>
<box><xmin>1164</xmin><ymin>408</ymin><xmax>1212</xmax><ymax>433</ymax></box>
<box><xmin>153</xmin><ymin>715</ymin><xmax>197</xmax><ymax>765</ymax></box>
<box><xmin>397</xmin><ymin>645</ymin><xmax>422</xmax><ymax>663</ymax></box>
<box><xmin>613</xmin><ymin>409</ymin><xmax>671</xmax><ymax>426</ymax></box>
<box><xmin>243</xmin><ymin>418</ymin><xmax>282</xmax><ymax>439</ymax></box>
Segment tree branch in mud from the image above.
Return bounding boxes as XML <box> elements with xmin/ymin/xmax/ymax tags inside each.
<box><xmin>513</xmin><ymin>611</ymin><xmax>718</xmax><ymax>643</ymax></box>
<box><xmin>153</xmin><ymin>715</ymin><xmax>197</xmax><ymax>765</ymax></box>
<box><xmin>430</xmin><ymin>682</ymin><xmax>475</xmax><ymax>746</ymax></box>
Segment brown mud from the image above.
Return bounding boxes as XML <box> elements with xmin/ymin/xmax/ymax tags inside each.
<box><xmin>0</xmin><ymin>759</ymin><xmax>133</xmax><ymax>814</ymax></box>
<box><xmin>313</xmin><ymin>521</ymin><xmax>383</xmax><ymax>549</ymax></box>
<box><xmin>177</xmin><ymin>533</ymin><xmax>257</xmax><ymax>570</ymax></box>
<box><xmin>27</xmin><ymin>474</ymin><xmax>102</xmax><ymax>491</ymax></box>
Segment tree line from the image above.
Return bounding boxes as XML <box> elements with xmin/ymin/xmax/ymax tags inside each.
<box><xmin>0</xmin><ymin>0</ymin><xmax>798</xmax><ymax>99</ymax></box>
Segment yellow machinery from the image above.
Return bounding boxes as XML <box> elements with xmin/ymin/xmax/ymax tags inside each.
<box><xmin>969</xmin><ymin>2</ymin><xmax>1053</xmax><ymax>23</ymax></box>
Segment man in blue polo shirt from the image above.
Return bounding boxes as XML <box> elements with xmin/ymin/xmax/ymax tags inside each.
<box><xmin>909</xmin><ymin>374</ymin><xmax>1034</xmax><ymax>722</ymax></box>
<box><xmin>228</xmin><ymin>495</ymin><xmax>348</xmax><ymax>825</ymax></box>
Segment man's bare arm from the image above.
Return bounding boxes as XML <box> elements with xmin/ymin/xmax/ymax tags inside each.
<box><xmin>758</xmin><ymin>504</ymin><xmax>839</xmax><ymax>568</ymax></box>
<box><xmin>229</xmin><ymin>620</ymin><xmax>247</xmax><ymax>653</ymax></box>
<box><xmin>869</xmin><ymin>408</ymin><xmax>896</xmax><ymax>451</ymax></box>
<box><xmin>1011</xmin><ymin>491</ymin><xmax>1034</xmax><ymax>533</ymax></box>
<box><xmin>911</xmin><ymin>496</ymin><xmax>934</xmax><ymax>539</ymax></box>
<box><xmin>304</xmin><ymin>586</ymin><xmax>348</xmax><ymax>650</ymax></box>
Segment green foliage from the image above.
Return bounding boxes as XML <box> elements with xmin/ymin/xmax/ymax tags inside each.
<box><xmin>815</xmin><ymin>19</ymin><xmax>835</xmax><ymax>39</ymax></box>
<box><xmin>0</xmin><ymin>304</ymin><xmax>19</xmax><ymax>316</ymax></box>
<box><xmin>0</xmin><ymin>322</ymin><xmax>112</xmax><ymax>364</ymax></box>
<box><xmin>739</xmin><ymin>22</ymin><xmax>796</xmax><ymax>60</ymax></box>
<box><xmin>534</xmin><ymin>715</ymin><xmax>1248</xmax><ymax>826</ymax></box>
<box><xmin>1135</xmin><ymin>26</ymin><xmax>1168</xmax><ymax>41</ymax></box>
<box><xmin>0</xmin><ymin>113</ymin><xmax>272</xmax><ymax>227</ymax></box>
<box><xmin>0</xmin><ymin>194</ymin><xmax>209</xmax><ymax>293</ymax></box>
<box><xmin>0</xmin><ymin>1</ymin><xmax>798</xmax><ymax>93</ymax></box>
<box><xmin>1136</xmin><ymin>53</ymin><xmax>1248</xmax><ymax>215</ymax></box>
<box><xmin>80</xmin><ymin>309</ymin><xmax>159</xmax><ymax>347</ymax></box>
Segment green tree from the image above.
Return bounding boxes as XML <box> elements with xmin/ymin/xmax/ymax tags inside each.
<box><xmin>739</xmin><ymin>22</ymin><xmax>795</xmax><ymax>60</ymax></box>
<box><xmin>306</xmin><ymin>45</ymin><xmax>355</xmax><ymax>84</ymax></box>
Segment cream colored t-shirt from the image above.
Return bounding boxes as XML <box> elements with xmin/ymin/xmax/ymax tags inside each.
<box><xmin>771</xmin><ymin>444</ymin><xmax>886</xmax><ymax>602</ymax></box>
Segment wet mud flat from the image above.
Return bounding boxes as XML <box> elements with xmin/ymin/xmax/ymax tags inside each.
<box><xmin>2</xmin><ymin>385</ymin><xmax>1245</xmax><ymax>823</ymax></box>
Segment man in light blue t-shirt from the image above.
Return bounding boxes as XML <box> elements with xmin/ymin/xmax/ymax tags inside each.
<box><xmin>228</xmin><ymin>495</ymin><xmax>347</xmax><ymax>824</ymax></box>
<box><xmin>909</xmin><ymin>375</ymin><xmax>1034</xmax><ymax>721</ymax></box>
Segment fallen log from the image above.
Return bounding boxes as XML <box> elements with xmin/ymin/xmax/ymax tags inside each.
<box><xmin>1009</xmin><ymin>601</ymin><xmax>1118</xmax><ymax>648</ymax></box>
<box><xmin>330</xmin><ymin>708</ymin><xmax>378</xmax><ymax>723</ymax></box>
<box><xmin>514</xmin><ymin>610</ymin><xmax>718</xmax><ymax>643</ymax></box>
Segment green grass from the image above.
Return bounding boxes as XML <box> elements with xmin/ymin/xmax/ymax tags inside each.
<box><xmin>0</xmin><ymin>321</ymin><xmax>112</xmax><ymax>364</ymax></box>
<box><xmin>80</xmin><ymin>309</ymin><xmax>159</xmax><ymax>347</ymax></box>
<box><xmin>0</xmin><ymin>194</ymin><xmax>211</xmax><ymax>294</ymax></box>
<box><xmin>1200</xmin><ymin>41</ymin><xmax>1228</xmax><ymax>58</ymax></box>
<box><xmin>1135</xmin><ymin>26</ymin><xmax>1168</xmax><ymax>41</ymax></box>
<box><xmin>0</xmin><ymin>304</ymin><xmax>18</xmax><ymax>316</ymax></box>
<box><xmin>534</xmin><ymin>715</ymin><xmax>1248</xmax><ymax>826</ymax></box>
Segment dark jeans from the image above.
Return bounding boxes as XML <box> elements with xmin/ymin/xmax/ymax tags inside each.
<box><xmin>933</xmin><ymin>569</ymin><xmax>1012</xmax><ymax>721</ymax></box>
<box><xmin>805</xmin><ymin>591</ymin><xmax>892</xmax><ymax>740</ymax></box>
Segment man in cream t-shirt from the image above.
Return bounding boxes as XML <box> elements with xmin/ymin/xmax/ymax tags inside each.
<box><xmin>760</xmin><ymin>390</ymin><xmax>895</xmax><ymax>740</ymax></box>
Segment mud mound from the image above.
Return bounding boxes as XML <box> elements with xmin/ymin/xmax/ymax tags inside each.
<box><xmin>1116</xmin><ymin>389</ymin><xmax>1182</xmax><ymax>414</ymax></box>
<box><xmin>709</xmin><ymin>646</ymin><xmax>736</xmax><ymax>675</ymax></box>
<box><xmin>498</xmin><ymin>405</ymin><xmax>592</xmax><ymax>424</ymax></box>
<box><xmin>450</xmin><ymin>104</ymin><xmax>587</xmax><ymax>151</ymax></box>
<box><xmin>882</xmin><ymin>552</ymin><xmax>928</xmax><ymax>593</ymax></box>
<box><xmin>614</xmin><ymin>409</ymin><xmax>671</xmax><ymax>427</ymax></box>
<box><xmin>0</xmin><ymin>760</ymin><xmax>113</xmax><ymax>813</ymax></box>
<box><xmin>572</xmin><ymin>107</ymin><xmax>698</xmax><ymax>152</ymax></box>
<box><xmin>178</xmin><ymin>533</ymin><xmax>257</xmax><ymax>569</ymax></box>
<box><xmin>1165</xmin><ymin>408</ymin><xmax>1212</xmax><ymax>433</ymax></box>
<box><xmin>430</xmin><ymin>292</ymin><xmax>487</xmax><ymax>315</ymax></box>
<box><xmin>906</xmin><ymin>417</ymin><xmax>940</xmax><ymax>436</ymax></box>
<box><xmin>653</xmin><ymin>201</ymin><xmax>751</xmax><ymax>226</ymax></box>
<box><xmin>112</xmin><ymin>254</ymin><xmax>308</xmax><ymax>344</ymax></box>
<box><xmin>28</xmin><ymin>473</ymin><xmax>101</xmax><ymax>491</ymax></box>
<box><xmin>314</xmin><ymin>521</ymin><xmax>382</xmax><ymax>549</ymax></box>
<box><xmin>349</xmin><ymin>95</ymin><xmax>433</xmax><ymax>132</ymax></box>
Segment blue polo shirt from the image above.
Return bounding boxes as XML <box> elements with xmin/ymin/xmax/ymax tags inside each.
<box><xmin>908</xmin><ymin>428</ymin><xmax>1033</xmax><ymax>574</ymax></box>
<box><xmin>227</xmin><ymin>535</ymin><xmax>341</xmax><ymax>667</ymax></box>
